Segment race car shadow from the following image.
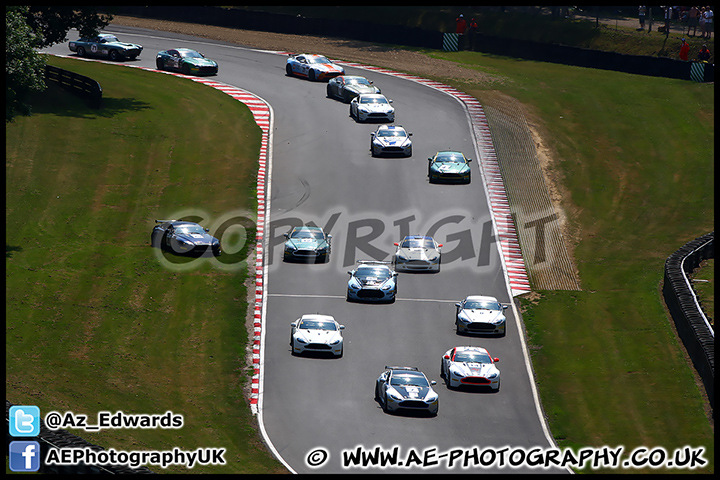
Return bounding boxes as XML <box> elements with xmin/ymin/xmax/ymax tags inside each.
<box><xmin>289</xmin><ymin>349</ymin><xmax>343</xmax><ymax>360</ymax></box>
<box><xmin>442</xmin><ymin>383</ymin><xmax>500</xmax><ymax>394</ymax></box>
<box><xmin>373</xmin><ymin>401</ymin><xmax>438</xmax><ymax>418</ymax></box>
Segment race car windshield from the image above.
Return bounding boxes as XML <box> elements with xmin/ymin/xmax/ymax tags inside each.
<box><xmin>436</xmin><ymin>153</ymin><xmax>466</xmax><ymax>163</ymax></box>
<box><xmin>308</xmin><ymin>56</ymin><xmax>331</xmax><ymax>64</ymax></box>
<box><xmin>454</xmin><ymin>351</ymin><xmax>493</xmax><ymax>364</ymax></box>
<box><xmin>401</xmin><ymin>238</ymin><xmax>434</xmax><ymax>248</ymax></box>
<box><xmin>390</xmin><ymin>373</ymin><xmax>429</xmax><ymax>387</ymax></box>
<box><xmin>291</xmin><ymin>229</ymin><xmax>324</xmax><ymax>239</ymax></box>
<box><xmin>298</xmin><ymin>320</ymin><xmax>337</xmax><ymax>330</ymax></box>
<box><xmin>101</xmin><ymin>35</ymin><xmax>120</xmax><ymax>43</ymax></box>
<box><xmin>464</xmin><ymin>300</ymin><xmax>502</xmax><ymax>310</ymax></box>
<box><xmin>360</xmin><ymin>97</ymin><xmax>388</xmax><ymax>104</ymax></box>
<box><xmin>356</xmin><ymin>267</ymin><xmax>391</xmax><ymax>280</ymax></box>
<box><xmin>347</xmin><ymin>77</ymin><xmax>370</xmax><ymax>85</ymax></box>
<box><xmin>175</xmin><ymin>225</ymin><xmax>206</xmax><ymax>235</ymax></box>
<box><xmin>180</xmin><ymin>50</ymin><xmax>203</xmax><ymax>58</ymax></box>
<box><xmin>378</xmin><ymin>130</ymin><xmax>406</xmax><ymax>138</ymax></box>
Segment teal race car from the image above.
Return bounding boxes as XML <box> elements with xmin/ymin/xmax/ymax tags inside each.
<box><xmin>427</xmin><ymin>150</ymin><xmax>473</xmax><ymax>184</ymax></box>
<box><xmin>282</xmin><ymin>226</ymin><xmax>332</xmax><ymax>263</ymax></box>
<box><xmin>155</xmin><ymin>48</ymin><xmax>218</xmax><ymax>76</ymax></box>
<box><xmin>69</xmin><ymin>33</ymin><xmax>143</xmax><ymax>61</ymax></box>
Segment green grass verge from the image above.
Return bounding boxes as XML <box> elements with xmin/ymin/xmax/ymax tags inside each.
<box><xmin>6</xmin><ymin>56</ymin><xmax>284</xmax><ymax>473</ymax></box>
<box><xmin>423</xmin><ymin>51</ymin><xmax>714</xmax><ymax>473</ymax></box>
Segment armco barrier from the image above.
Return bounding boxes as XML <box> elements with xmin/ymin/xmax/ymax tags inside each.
<box><xmin>662</xmin><ymin>232</ymin><xmax>714</xmax><ymax>411</ymax></box>
<box><xmin>45</xmin><ymin>64</ymin><xmax>102</xmax><ymax>109</ymax></box>
<box><xmin>109</xmin><ymin>6</ymin><xmax>713</xmax><ymax>82</ymax></box>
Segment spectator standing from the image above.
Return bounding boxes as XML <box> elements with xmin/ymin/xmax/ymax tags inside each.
<box><xmin>687</xmin><ymin>6</ymin><xmax>700</xmax><ymax>36</ymax></box>
<box><xmin>455</xmin><ymin>14</ymin><xmax>467</xmax><ymax>34</ymax></box>
<box><xmin>679</xmin><ymin>38</ymin><xmax>690</xmax><ymax>60</ymax></box>
<box><xmin>698</xmin><ymin>43</ymin><xmax>711</xmax><ymax>61</ymax></box>
<box><xmin>703</xmin><ymin>6</ymin><xmax>713</xmax><ymax>39</ymax></box>
<box><xmin>468</xmin><ymin>17</ymin><xmax>478</xmax><ymax>50</ymax></box>
<box><xmin>638</xmin><ymin>5</ymin><xmax>646</xmax><ymax>29</ymax></box>
<box><xmin>699</xmin><ymin>7</ymin><xmax>707</xmax><ymax>37</ymax></box>
<box><xmin>455</xmin><ymin>13</ymin><xmax>467</xmax><ymax>50</ymax></box>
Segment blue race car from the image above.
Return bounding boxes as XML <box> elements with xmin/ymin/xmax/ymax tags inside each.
<box><xmin>69</xmin><ymin>33</ymin><xmax>142</xmax><ymax>61</ymax></box>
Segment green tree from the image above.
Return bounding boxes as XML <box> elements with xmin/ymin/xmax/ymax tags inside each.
<box><xmin>6</xmin><ymin>6</ymin><xmax>46</xmax><ymax>121</ymax></box>
<box><xmin>24</xmin><ymin>6</ymin><xmax>112</xmax><ymax>48</ymax></box>
<box><xmin>5</xmin><ymin>6</ymin><xmax>113</xmax><ymax>121</ymax></box>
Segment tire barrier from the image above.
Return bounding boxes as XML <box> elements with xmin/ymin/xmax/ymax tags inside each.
<box><xmin>6</xmin><ymin>400</ymin><xmax>156</xmax><ymax>474</ymax></box>
<box><xmin>44</xmin><ymin>64</ymin><xmax>103</xmax><ymax>109</ymax></box>
<box><xmin>109</xmin><ymin>6</ymin><xmax>713</xmax><ymax>82</ymax></box>
<box><xmin>662</xmin><ymin>232</ymin><xmax>714</xmax><ymax>412</ymax></box>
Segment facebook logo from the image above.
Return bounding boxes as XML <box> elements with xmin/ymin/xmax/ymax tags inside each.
<box><xmin>9</xmin><ymin>441</ymin><xmax>41</xmax><ymax>472</ymax></box>
<box><xmin>9</xmin><ymin>405</ymin><xmax>40</xmax><ymax>437</ymax></box>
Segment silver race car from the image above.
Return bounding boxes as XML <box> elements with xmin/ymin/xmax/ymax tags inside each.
<box><xmin>441</xmin><ymin>346</ymin><xmax>501</xmax><ymax>390</ymax></box>
<box><xmin>290</xmin><ymin>314</ymin><xmax>345</xmax><ymax>357</ymax></box>
<box><xmin>347</xmin><ymin>261</ymin><xmax>398</xmax><ymax>303</ymax></box>
<box><xmin>455</xmin><ymin>295</ymin><xmax>508</xmax><ymax>336</ymax></box>
<box><xmin>370</xmin><ymin>125</ymin><xmax>412</xmax><ymax>157</ymax></box>
<box><xmin>375</xmin><ymin>366</ymin><xmax>439</xmax><ymax>416</ymax></box>
<box><xmin>350</xmin><ymin>94</ymin><xmax>395</xmax><ymax>123</ymax></box>
<box><xmin>327</xmin><ymin>75</ymin><xmax>380</xmax><ymax>103</ymax></box>
<box><xmin>393</xmin><ymin>235</ymin><xmax>442</xmax><ymax>272</ymax></box>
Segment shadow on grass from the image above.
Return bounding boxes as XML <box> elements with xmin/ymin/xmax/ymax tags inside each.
<box><xmin>28</xmin><ymin>82</ymin><xmax>152</xmax><ymax>119</ymax></box>
<box><xmin>6</xmin><ymin>245</ymin><xmax>23</xmax><ymax>258</ymax></box>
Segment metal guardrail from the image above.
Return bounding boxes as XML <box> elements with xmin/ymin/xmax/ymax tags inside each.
<box><xmin>44</xmin><ymin>64</ymin><xmax>102</xmax><ymax>109</ymax></box>
<box><xmin>662</xmin><ymin>232</ymin><xmax>714</xmax><ymax>411</ymax></box>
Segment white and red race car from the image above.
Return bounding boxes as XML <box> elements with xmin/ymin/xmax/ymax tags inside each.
<box><xmin>441</xmin><ymin>346</ymin><xmax>501</xmax><ymax>390</ymax></box>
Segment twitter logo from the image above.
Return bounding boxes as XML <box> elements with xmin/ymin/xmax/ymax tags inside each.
<box><xmin>9</xmin><ymin>405</ymin><xmax>41</xmax><ymax>437</ymax></box>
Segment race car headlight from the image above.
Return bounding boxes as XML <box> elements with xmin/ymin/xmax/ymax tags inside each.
<box><xmin>425</xmin><ymin>393</ymin><xmax>439</xmax><ymax>404</ymax></box>
<box><xmin>428</xmin><ymin>254</ymin><xmax>439</xmax><ymax>261</ymax></box>
<box><xmin>349</xmin><ymin>280</ymin><xmax>361</xmax><ymax>290</ymax></box>
<box><xmin>457</xmin><ymin>313</ymin><xmax>471</xmax><ymax>323</ymax></box>
<box><xmin>396</xmin><ymin>254</ymin><xmax>408</xmax><ymax>261</ymax></box>
<box><xmin>386</xmin><ymin>389</ymin><xmax>403</xmax><ymax>402</ymax></box>
<box><xmin>381</xmin><ymin>283</ymin><xmax>394</xmax><ymax>290</ymax></box>
<box><xmin>493</xmin><ymin>316</ymin><xmax>506</xmax><ymax>324</ymax></box>
<box><xmin>295</xmin><ymin>337</ymin><xmax>307</xmax><ymax>344</ymax></box>
<box><xmin>487</xmin><ymin>372</ymin><xmax>499</xmax><ymax>379</ymax></box>
<box><xmin>330</xmin><ymin>339</ymin><xmax>341</xmax><ymax>345</ymax></box>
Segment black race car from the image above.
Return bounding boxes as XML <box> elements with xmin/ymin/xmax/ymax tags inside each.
<box><xmin>151</xmin><ymin>220</ymin><xmax>221</xmax><ymax>256</ymax></box>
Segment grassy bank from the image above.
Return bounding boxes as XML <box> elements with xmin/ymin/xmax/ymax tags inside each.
<box><xmin>425</xmin><ymin>50</ymin><xmax>714</xmax><ymax>473</ymax></box>
<box><xmin>5</xmin><ymin>56</ymin><xmax>284</xmax><ymax>473</ymax></box>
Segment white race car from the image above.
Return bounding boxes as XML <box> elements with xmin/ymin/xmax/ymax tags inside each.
<box><xmin>290</xmin><ymin>314</ymin><xmax>345</xmax><ymax>357</ymax></box>
<box><xmin>285</xmin><ymin>53</ymin><xmax>345</xmax><ymax>81</ymax></box>
<box><xmin>441</xmin><ymin>346</ymin><xmax>501</xmax><ymax>390</ymax></box>
<box><xmin>455</xmin><ymin>295</ymin><xmax>508</xmax><ymax>336</ymax></box>
<box><xmin>370</xmin><ymin>125</ymin><xmax>412</xmax><ymax>157</ymax></box>
<box><xmin>347</xmin><ymin>261</ymin><xmax>398</xmax><ymax>303</ymax></box>
<box><xmin>393</xmin><ymin>235</ymin><xmax>442</xmax><ymax>272</ymax></box>
<box><xmin>375</xmin><ymin>366</ymin><xmax>439</xmax><ymax>416</ymax></box>
<box><xmin>350</xmin><ymin>94</ymin><xmax>395</xmax><ymax>123</ymax></box>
